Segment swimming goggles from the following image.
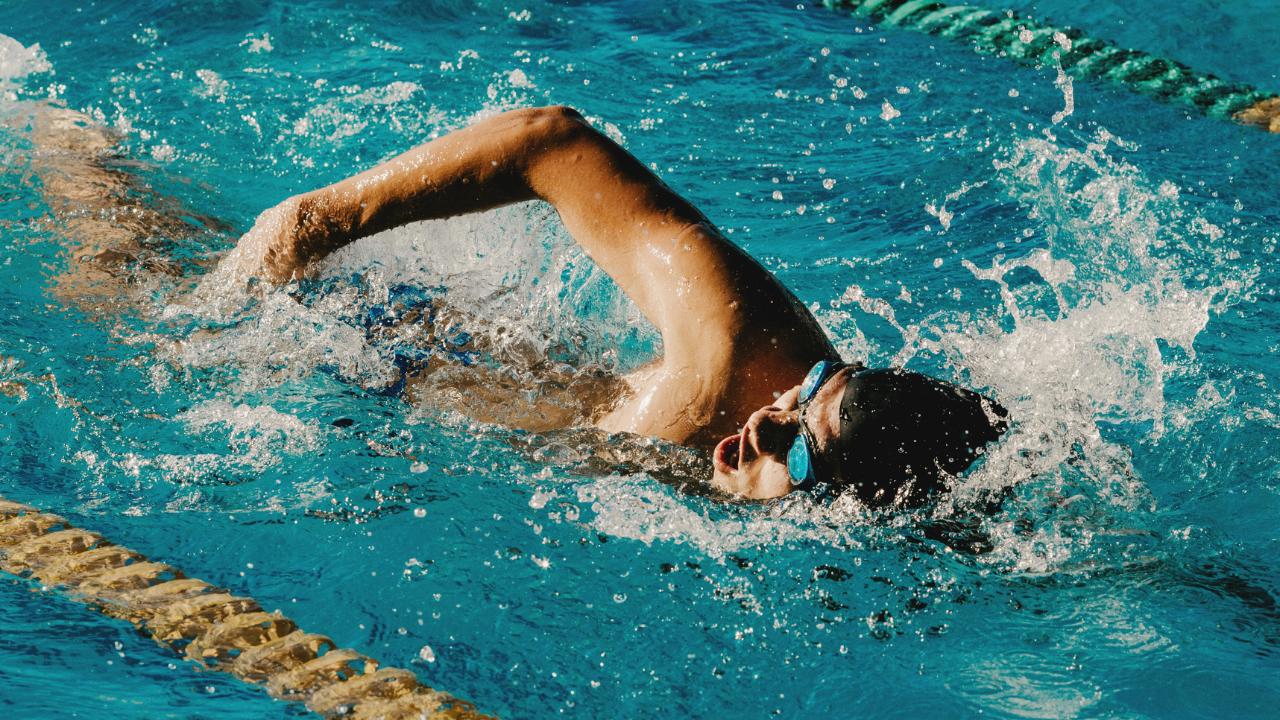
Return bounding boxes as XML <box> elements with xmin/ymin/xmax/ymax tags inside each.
<box><xmin>786</xmin><ymin>359</ymin><xmax>847</xmax><ymax>489</ymax></box>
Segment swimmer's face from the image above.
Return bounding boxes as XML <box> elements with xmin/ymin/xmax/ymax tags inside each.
<box><xmin>709</xmin><ymin>365</ymin><xmax>856</xmax><ymax>499</ymax></box>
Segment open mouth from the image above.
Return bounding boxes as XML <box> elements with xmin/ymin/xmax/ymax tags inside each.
<box><xmin>713</xmin><ymin>433</ymin><xmax>742</xmax><ymax>474</ymax></box>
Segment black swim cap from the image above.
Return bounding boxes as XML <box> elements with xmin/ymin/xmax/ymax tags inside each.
<box><xmin>829</xmin><ymin>368</ymin><xmax>1008</xmax><ymax>506</ymax></box>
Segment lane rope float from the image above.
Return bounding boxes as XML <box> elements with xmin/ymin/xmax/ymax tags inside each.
<box><xmin>819</xmin><ymin>0</ymin><xmax>1280</xmax><ymax>132</ymax></box>
<box><xmin>0</xmin><ymin>496</ymin><xmax>493</xmax><ymax>720</ymax></box>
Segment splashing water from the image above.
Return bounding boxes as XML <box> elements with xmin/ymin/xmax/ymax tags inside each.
<box><xmin>0</xmin><ymin>34</ymin><xmax>50</xmax><ymax>98</ymax></box>
<box><xmin>168</xmin><ymin>81</ymin><xmax>1261</xmax><ymax>584</ymax></box>
<box><xmin>2</xmin><ymin>2</ymin><xmax>1278</xmax><ymax>719</ymax></box>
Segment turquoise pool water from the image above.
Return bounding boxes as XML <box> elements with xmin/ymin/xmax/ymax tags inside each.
<box><xmin>2</xmin><ymin>0</ymin><xmax>1278</xmax><ymax>717</ymax></box>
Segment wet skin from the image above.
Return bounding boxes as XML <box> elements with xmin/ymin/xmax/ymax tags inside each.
<box><xmin>710</xmin><ymin>364</ymin><xmax>859</xmax><ymax>499</ymax></box>
<box><xmin>227</xmin><ymin>105</ymin><xmax>840</xmax><ymax>498</ymax></box>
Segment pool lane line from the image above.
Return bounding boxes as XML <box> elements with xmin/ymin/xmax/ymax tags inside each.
<box><xmin>819</xmin><ymin>0</ymin><xmax>1280</xmax><ymax>132</ymax></box>
<box><xmin>0</xmin><ymin>496</ymin><xmax>494</xmax><ymax>720</ymax></box>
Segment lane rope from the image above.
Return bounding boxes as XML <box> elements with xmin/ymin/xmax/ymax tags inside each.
<box><xmin>820</xmin><ymin>0</ymin><xmax>1280</xmax><ymax>132</ymax></box>
<box><xmin>0</xmin><ymin>496</ymin><xmax>493</xmax><ymax>719</ymax></box>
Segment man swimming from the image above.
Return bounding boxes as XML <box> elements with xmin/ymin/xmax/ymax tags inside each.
<box><xmin>226</xmin><ymin>106</ymin><xmax>1007</xmax><ymax>506</ymax></box>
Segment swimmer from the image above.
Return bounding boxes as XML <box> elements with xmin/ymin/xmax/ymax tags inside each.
<box><xmin>227</xmin><ymin>106</ymin><xmax>1008</xmax><ymax>506</ymax></box>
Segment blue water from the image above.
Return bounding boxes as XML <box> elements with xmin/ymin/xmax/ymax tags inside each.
<box><xmin>2</xmin><ymin>1</ymin><xmax>1279</xmax><ymax>717</ymax></box>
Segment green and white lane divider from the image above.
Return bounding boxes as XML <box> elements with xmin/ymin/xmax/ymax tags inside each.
<box><xmin>820</xmin><ymin>0</ymin><xmax>1280</xmax><ymax>132</ymax></box>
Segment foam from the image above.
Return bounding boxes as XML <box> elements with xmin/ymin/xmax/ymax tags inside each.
<box><xmin>177</xmin><ymin>400</ymin><xmax>320</xmax><ymax>466</ymax></box>
<box><xmin>70</xmin><ymin>401</ymin><xmax>322</xmax><ymax>502</ymax></box>
<box><xmin>179</xmin><ymin>198</ymin><xmax>649</xmax><ymax>402</ymax></box>
<box><xmin>172</xmin><ymin>98</ymin><xmax>1248</xmax><ymax>576</ymax></box>
<box><xmin>574</xmin><ymin>475</ymin><xmax>872</xmax><ymax>559</ymax></box>
<box><xmin>0</xmin><ymin>34</ymin><xmax>51</xmax><ymax>100</ymax></box>
<box><xmin>557</xmin><ymin>126</ymin><xmax>1251</xmax><ymax>574</ymax></box>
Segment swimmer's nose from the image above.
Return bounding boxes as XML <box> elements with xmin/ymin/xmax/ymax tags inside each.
<box><xmin>741</xmin><ymin>406</ymin><xmax>799</xmax><ymax>461</ymax></box>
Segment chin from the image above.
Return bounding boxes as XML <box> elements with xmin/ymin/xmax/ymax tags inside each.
<box><xmin>708</xmin><ymin>468</ymin><xmax>741</xmax><ymax>496</ymax></box>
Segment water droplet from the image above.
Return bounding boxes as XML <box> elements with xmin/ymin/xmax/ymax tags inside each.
<box><xmin>529</xmin><ymin>488</ymin><xmax>556</xmax><ymax>509</ymax></box>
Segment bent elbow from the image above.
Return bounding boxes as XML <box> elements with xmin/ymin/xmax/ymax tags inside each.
<box><xmin>535</xmin><ymin>104</ymin><xmax>587</xmax><ymax>127</ymax></box>
<box><xmin>517</xmin><ymin>105</ymin><xmax>592</xmax><ymax>146</ymax></box>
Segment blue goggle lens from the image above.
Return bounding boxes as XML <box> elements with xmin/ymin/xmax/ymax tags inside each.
<box><xmin>791</xmin><ymin>359</ymin><xmax>847</xmax><ymax>488</ymax></box>
<box><xmin>787</xmin><ymin>432</ymin><xmax>814</xmax><ymax>487</ymax></box>
<box><xmin>799</xmin><ymin>360</ymin><xmax>839</xmax><ymax>404</ymax></box>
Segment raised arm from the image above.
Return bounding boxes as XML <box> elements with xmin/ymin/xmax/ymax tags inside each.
<box><xmin>278</xmin><ymin>107</ymin><xmax>713</xmax><ymax>321</ymax></box>
<box><xmin>245</xmin><ymin>106</ymin><xmax>833</xmax><ymax>413</ymax></box>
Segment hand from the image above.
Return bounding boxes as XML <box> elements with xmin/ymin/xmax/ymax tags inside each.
<box><xmin>257</xmin><ymin>196</ymin><xmax>315</xmax><ymax>284</ymax></box>
<box><xmin>217</xmin><ymin>196</ymin><xmax>312</xmax><ymax>286</ymax></box>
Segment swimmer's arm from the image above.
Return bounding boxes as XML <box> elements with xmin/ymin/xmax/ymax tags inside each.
<box><xmin>269</xmin><ymin>106</ymin><xmax>827</xmax><ymax>368</ymax></box>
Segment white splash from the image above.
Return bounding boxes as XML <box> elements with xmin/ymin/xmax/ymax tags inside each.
<box><xmin>802</xmin><ymin>127</ymin><xmax>1249</xmax><ymax>574</ymax></box>
<box><xmin>178</xmin><ymin>400</ymin><xmax>319</xmax><ymax>462</ymax></box>
<box><xmin>573</xmin><ymin>475</ymin><xmax>868</xmax><ymax>559</ymax></box>
<box><xmin>194</xmin><ymin>69</ymin><xmax>229</xmax><ymax>103</ymax></box>
<box><xmin>933</xmin><ymin>131</ymin><xmax>1252</xmax><ymax>576</ymax></box>
<box><xmin>0</xmin><ymin>34</ymin><xmax>52</xmax><ymax>100</ymax></box>
<box><xmin>289</xmin><ymin>81</ymin><xmax>433</xmax><ymax>144</ymax></box>
<box><xmin>78</xmin><ymin>402</ymin><xmax>322</xmax><ymax>499</ymax></box>
<box><xmin>241</xmin><ymin>33</ymin><xmax>274</xmax><ymax>54</ymax></box>
<box><xmin>506</xmin><ymin>68</ymin><xmax>533</xmax><ymax>88</ymax></box>
<box><xmin>174</xmin><ymin>192</ymin><xmax>646</xmax><ymax>399</ymax></box>
<box><xmin>926</xmin><ymin>180</ymin><xmax>988</xmax><ymax>233</ymax></box>
<box><xmin>1050</xmin><ymin>32</ymin><xmax>1075</xmax><ymax>125</ymax></box>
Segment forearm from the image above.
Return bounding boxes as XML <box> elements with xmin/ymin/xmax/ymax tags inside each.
<box><xmin>292</xmin><ymin>107</ymin><xmax>583</xmax><ymax>264</ymax></box>
<box><xmin>246</xmin><ymin>105</ymin><xmax>810</xmax><ymax>371</ymax></box>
